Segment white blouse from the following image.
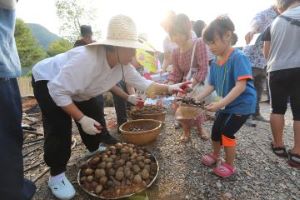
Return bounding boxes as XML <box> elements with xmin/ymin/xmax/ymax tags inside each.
<box><xmin>32</xmin><ymin>45</ymin><xmax>153</xmax><ymax>106</ymax></box>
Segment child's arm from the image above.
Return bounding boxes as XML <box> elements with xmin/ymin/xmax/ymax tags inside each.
<box><xmin>195</xmin><ymin>84</ymin><xmax>215</xmax><ymax>101</ymax></box>
<box><xmin>205</xmin><ymin>80</ymin><xmax>247</xmax><ymax>112</ymax></box>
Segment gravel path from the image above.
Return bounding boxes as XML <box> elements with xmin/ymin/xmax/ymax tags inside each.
<box><xmin>32</xmin><ymin>102</ymin><xmax>300</xmax><ymax>200</ymax></box>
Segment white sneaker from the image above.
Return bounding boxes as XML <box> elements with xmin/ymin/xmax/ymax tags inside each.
<box><xmin>48</xmin><ymin>173</ymin><xmax>75</xmax><ymax>200</ymax></box>
<box><xmin>84</xmin><ymin>143</ymin><xmax>107</xmax><ymax>158</ymax></box>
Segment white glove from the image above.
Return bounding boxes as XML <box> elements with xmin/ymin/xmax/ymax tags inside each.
<box><xmin>127</xmin><ymin>94</ymin><xmax>144</xmax><ymax>105</ymax></box>
<box><xmin>78</xmin><ymin>116</ymin><xmax>102</xmax><ymax>135</ymax></box>
<box><xmin>168</xmin><ymin>81</ymin><xmax>191</xmax><ymax>94</ymax></box>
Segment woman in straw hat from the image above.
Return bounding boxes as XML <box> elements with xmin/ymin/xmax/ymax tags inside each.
<box><xmin>31</xmin><ymin>15</ymin><xmax>189</xmax><ymax>200</ymax></box>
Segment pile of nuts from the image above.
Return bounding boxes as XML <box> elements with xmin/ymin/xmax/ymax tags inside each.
<box><xmin>177</xmin><ymin>97</ymin><xmax>205</xmax><ymax>107</ymax></box>
<box><xmin>132</xmin><ymin>105</ymin><xmax>165</xmax><ymax>115</ymax></box>
<box><xmin>129</xmin><ymin>128</ymin><xmax>145</xmax><ymax>132</ymax></box>
<box><xmin>79</xmin><ymin>143</ymin><xmax>158</xmax><ymax>198</ymax></box>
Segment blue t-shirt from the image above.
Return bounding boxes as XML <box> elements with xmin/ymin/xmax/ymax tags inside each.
<box><xmin>0</xmin><ymin>6</ymin><xmax>21</xmax><ymax>78</ymax></box>
<box><xmin>209</xmin><ymin>49</ymin><xmax>256</xmax><ymax>115</ymax></box>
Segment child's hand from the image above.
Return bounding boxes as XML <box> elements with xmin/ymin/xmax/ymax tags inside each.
<box><xmin>205</xmin><ymin>102</ymin><xmax>223</xmax><ymax>112</ymax></box>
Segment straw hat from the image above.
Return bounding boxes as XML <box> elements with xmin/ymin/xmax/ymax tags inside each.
<box><xmin>88</xmin><ymin>15</ymin><xmax>153</xmax><ymax>52</ymax></box>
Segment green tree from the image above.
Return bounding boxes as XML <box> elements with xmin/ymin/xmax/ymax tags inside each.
<box><xmin>47</xmin><ymin>39</ymin><xmax>73</xmax><ymax>56</ymax></box>
<box><xmin>55</xmin><ymin>0</ymin><xmax>100</xmax><ymax>42</ymax></box>
<box><xmin>14</xmin><ymin>19</ymin><xmax>47</xmax><ymax>68</ymax></box>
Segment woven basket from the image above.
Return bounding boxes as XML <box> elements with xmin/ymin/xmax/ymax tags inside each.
<box><xmin>130</xmin><ymin>111</ymin><xmax>166</xmax><ymax>122</ymax></box>
<box><xmin>119</xmin><ymin>119</ymin><xmax>162</xmax><ymax>145</ymax></box>
<box><xmin>175</xmin><ymin>104</ymin><xmax>204</xmax><ymax>120</ymax></box>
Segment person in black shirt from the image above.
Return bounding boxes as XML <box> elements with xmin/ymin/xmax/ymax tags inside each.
<box><xmin>73</xmin><ymin>25</ymin><xmax>95</xmax><ymax>47</ymax></box>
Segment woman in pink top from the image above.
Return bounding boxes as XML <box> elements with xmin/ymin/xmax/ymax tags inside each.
<box><xmin>168</xmin><ymin>13</ymin><xmax>209</xmax><ymax>142</ymax></box>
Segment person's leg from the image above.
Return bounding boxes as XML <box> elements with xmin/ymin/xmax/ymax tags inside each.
<box><xmin>289</xmin><ymin>68</ymin><xmax>300</xmax><ymax>155</ymax></box>
<box><xmin>179</xmin><ymin>120</ymin><xmax>190</xmax><ymax>142</ymax></box>
<box><xmin>33</xmin><ymin>80</ymin><xmax>73</xmax><ymax>176</ymax></box>
<box><xmin>292</xmin><ymin>121</ymin><xmax>300</xmax><ymax>154</ymax></box>
<box><xmin>211</xmin><ymin>113</ymin><xmax>228</xmax><ymax>156</ymax></box>
<box><xmin>75</xmin><ymin>97</ymin><xmax>118</xmax><ymax>151</ymax></box>
<box><xmin>221</xmin><ymin>114</ymin><xmax>249</xmax><ymax>166</ymax></box>
<box><xmin>195</xmin><ymin>114</ymin><xmax>209</xmax><ymax>140</ymax></box>
<box><xmin>33</xmin><ymin>80</ymin><xmax>75</xmax><ymax>199</ymax></box>
<box><xmin>95</xmin><ymin>94</ymin><xmax>105</xmax><ymax>117</ymax></box>
<box><xmin>269</xmin><ymin>71</ymin><xmax>289</xmax><ymax>148</ymax></box>
<box><xmin>0</xmin><ymin>78</ymin><xmax>25</xmax><ymax>200</ymax></box>
<box><xmin>212</xmin><ymin>114</ymin><xmax>249</xmax><ymax>178</ymax></box>
<box><xmin>112</xmin><ymin>81</ymin><xmax>128</xmax><ymax>127</ymax></box>
<box><xmin>201</xmin><ymin>112</ymin><xmax>226</xmax><ymax>166</ymax></box>
<box><xmin>253</xmin><ymin>68</ymin><xmax>268</xmax><ymax>121</ymax></box>
<box><xmin>253</xmin><ymin>68</ymin><xmax>262</xmax><ymax>115</ymax></box>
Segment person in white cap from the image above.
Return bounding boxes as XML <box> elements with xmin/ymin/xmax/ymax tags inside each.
<box><xmin>31</xmin><ymin>14</ymin><xmax>188</xmax><ymax>200</ymax></box>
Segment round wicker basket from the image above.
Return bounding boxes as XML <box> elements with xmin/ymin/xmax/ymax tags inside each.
<box><xmin>119</xmin><ymin>119</ymin><xmax>162</xmax><ymax>145</ymax></box>
<box><xmin>130</xmin><ymin>111</ymin><xmax>166</xmax><ymax>122</ymax></box>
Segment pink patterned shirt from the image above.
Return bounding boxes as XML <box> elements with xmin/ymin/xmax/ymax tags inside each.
<box><xmin>168</xmin><ymin>38</ymin><xmax>208</xmax><ymax>83</ymax></box>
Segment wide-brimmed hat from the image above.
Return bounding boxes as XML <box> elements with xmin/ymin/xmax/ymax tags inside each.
<box><xmin>88</xmin><ymin>15</ymin><xmax>154</xmax><ymax>52</ymax></box>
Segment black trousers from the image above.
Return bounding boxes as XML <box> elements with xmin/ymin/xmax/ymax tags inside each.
<box><xmin>252</xmin><ymin>68</ymin><xmax>266</xmax><ymax>116</ymax></box>
<box><xmin>32</xmin><ymin>80</ymin><xmax>110</xmax><ymax>176</ymax></box>
<box><xmin>269</xmin><ymin>68</ymin><xmax>300</xmax><ymax>120</ymax></box>
<box><xmin>112</xmin><ymin>80</ymin><xmax>129</xmax><ymax>127</ymax></box>
<box><xmin>211</xmin><ymin>112</ymin><xmax>249</xmax><ymax>145</ymax></box>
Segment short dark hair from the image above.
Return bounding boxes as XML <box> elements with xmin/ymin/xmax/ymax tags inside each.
<box><xmin>193</xmin><ymin>20</ymin><xmax>206</xmax><ymax>38</ymax></box>
<box><xmin>80</xmin><ymin>25</ymin><xmax>92</xmax><ymax>37</ymax></box>
<box><xmin>169</xmin><ymin>14</ymin><xmax>191</xmax><ymax>39</ymax></box>
<box><xmin>203</xmin><ymin>15</ymin><xmax>238</xmax><ymax>45</ymax></box>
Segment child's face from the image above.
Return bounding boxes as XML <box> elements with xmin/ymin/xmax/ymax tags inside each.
<box><xmin>206</xmin><ymin>32</ymin><xmax>231</xmax><ymax>56</ymax></box>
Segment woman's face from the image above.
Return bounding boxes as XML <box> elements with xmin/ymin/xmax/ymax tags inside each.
<box><xmin>117</xmin><ymin>47</ymin><xmax>136</xmax><ymax>65</ymax></box>
<box><xmin>171</xmin><ymin>33</ymin><xmax>189</xmax><ymax>47</ymax></box>
<box><xmin>206</xmin><ymin>33</ymin><xmax>230</xmax><ymax>56</ymax></box>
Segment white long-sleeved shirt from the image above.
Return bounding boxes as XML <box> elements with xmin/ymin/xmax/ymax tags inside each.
<box><xmin>32</xmin><ymin>45</ymin><xmax>153</xmax><ymax>106</ymax></box>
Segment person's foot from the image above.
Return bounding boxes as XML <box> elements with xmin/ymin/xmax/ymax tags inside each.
<box><xmin>179</xmin><ymin>134</ymin><xmax>189</xmax><ymax>143</ymax></box>
<box><xmin>101</xmin><ymin>133</ymin><xmax>119</xmax><ymax>144</ymax></box>
<box><xmin>84</xmin><ymin>143</ymin><xmax>107</xmax><ymax>159</ymax></box>
<box><xmin>213</xmin><ymin>163</ymin><xmax>236</xmax><ymax>178</ymax></box>
<box><xmin>245</xmin><ymin>116</ymin><xmax>256</xmax><ymax>127</ymax></box>
<box><xmin>48</xmin><ymin>173</ymin><xmax>75</xmax><ymax>200</ymax></box>
<box><xmin>253</xmin><ymin>115</ymin><xmax>269</xmax><ymax>122</ymax></box>
<box><xmin>175</xmin><ymin>121</ymin><xmax>181</xmax><ymax>129</ymax></box>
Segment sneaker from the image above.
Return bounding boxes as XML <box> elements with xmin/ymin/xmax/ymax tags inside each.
<box><xmin>245</xmin><ymin>116</ymin><xmax>256</xmax><ymax>127</ymax></box>
<box><xmin>253</xmin><ymin>115</ymin><xmax>269</xmax><ymax>123</ymax></box>
<box><xmin>101</xmin><ymin>133</ymin><xmax>119</xmax><ymax>144</ymax></box>
<box><xmin>84</xmin><ymin>143</ymin><xmax>107</xmax><ymax>158</ymax></box>
<box><xmin>48</xmin><ymin>173</ymin><xmax>75</xmax><ymax>200</ymax></box>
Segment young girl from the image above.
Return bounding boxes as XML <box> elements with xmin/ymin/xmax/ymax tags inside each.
<box><xmin>196</xmin><ymin>16</ymin><xmax>256</xmax><ymax>178</ymax></box>
<box><xmin>167</xmin><ymin>13</ymin><xmax>209</xmax><ymax>142</ymax></box>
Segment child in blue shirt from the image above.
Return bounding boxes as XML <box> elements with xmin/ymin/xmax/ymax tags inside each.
<box><xmin>196</xmin><ymin>16</ymin><xmax>256</xmax><ymax>178</ymax></box>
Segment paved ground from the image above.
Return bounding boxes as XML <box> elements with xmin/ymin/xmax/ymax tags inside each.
<box><xmin>32</xmin><ymin>102</ymin><xmax>300</xmax><ymax>200</ymax></box>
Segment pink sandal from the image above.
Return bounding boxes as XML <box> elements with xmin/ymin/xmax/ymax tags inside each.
<box><xmin>213</xmin><ymin>163</ymin><xmax>236</xmax><ymax>178</ymax></box>
<box><xmin>201</xmin><ymin>153</ymin><xmax>218</xmax><ymax>167</ymax></box>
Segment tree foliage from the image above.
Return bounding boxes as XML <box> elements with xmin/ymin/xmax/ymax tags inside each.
<box><xmin>14</xmin><ymin>19</ymin><xmax>47</xmax><ymax>68</ymax></box>
<box><xmin>47</xmin><ymin>39</ymin><xmax>73</xmax><ymax>57</ymax></box>
<box><xmin>55</xmin><ymin>0</ymin><xmax>100</xmax><ymax>42</ymax></box>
